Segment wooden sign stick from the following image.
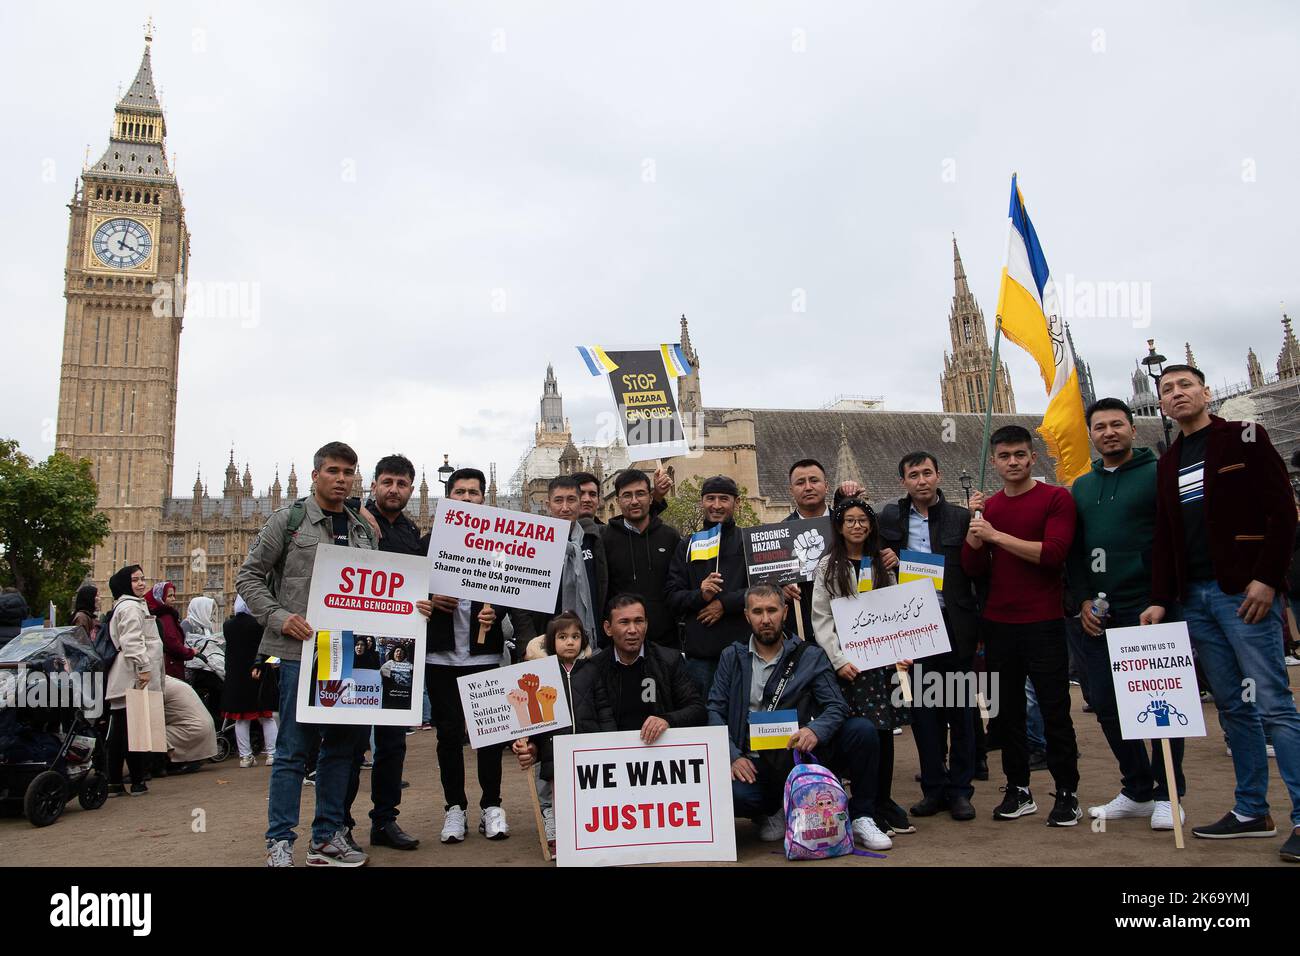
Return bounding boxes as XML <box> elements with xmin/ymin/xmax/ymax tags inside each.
<box><xmin>793</xmin><ymin>593</ymin><xmax>806</xmax><ymax>641</ymax></box>
<box><xmin>1160</xmin><ymin>741</ymin><xmax>1185</xmax><ymax>849</ymax></box>
<box><xmin>896</xmin><ymin>663</ymin><xmax>913</xmax><ymax>704</ymax></box>
<box><xmin>525</xmin><ymin>766</ymin><xmax>553</xmax><ymax>862</ymax></box>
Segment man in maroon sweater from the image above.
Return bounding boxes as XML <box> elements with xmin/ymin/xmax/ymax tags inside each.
<box><xmin>963</xmin><ymin>424</ymin><xmax>1081</xmax><ymax>826</ymax></box>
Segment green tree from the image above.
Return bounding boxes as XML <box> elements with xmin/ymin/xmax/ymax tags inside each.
<box><xmin>660</xmin><ymin>475</ymin><xmax>762</xmax><ymax>537</ymax></box>
<box><xmin>0</xmin><ymin>439</ymin><xmax>110</xmax><ymax>617</ymax></box>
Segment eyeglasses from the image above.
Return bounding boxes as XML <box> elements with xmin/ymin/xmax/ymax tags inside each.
<box><xmin>842</xmin><ymin>517</ymin><xmax>871</xmax><ymax>528</ymax></box>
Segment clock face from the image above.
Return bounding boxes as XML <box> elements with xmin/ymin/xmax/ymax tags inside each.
<box><xmin>91</xmin><ymin>217</ymin><xmax>152</xmax><ymax>269</ymax></box>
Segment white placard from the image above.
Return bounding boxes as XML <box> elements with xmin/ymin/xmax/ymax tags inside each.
<box><xmin>553</xmin><ymin>726</ymin><xmax>737</xmax><ymax>867</ymax></box>
<box><xmin>1105</xmin><ymin>621</ymin><xmax>1207</xmax><ymax>741</ymax></box>
<box><xmin>829</xmin><ymin>578</ymin><xmax>951</xmax><ymax>670</ymax></box>
<box><xmin>305</xmin><ymin>543</ymin><xmax>429</xmax><ymax>639</ymax></box>
<box><xmin>457</xmin><ymin>655</ymin><xmax>572</xmax><ymax>749</ymax></box>
<box><xmin>427</xmin><ymin>499</ymin><xmax>569</xmax><ymax>615</ymax></box>
<box><xmin>295</xmin><ymin>629</ymin><xmax>425</xmax><ymax>726</ymax></box>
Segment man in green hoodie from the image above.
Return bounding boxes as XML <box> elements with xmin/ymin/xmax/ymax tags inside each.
<box><xmin>1068</xmin><ymin>398</ymin><xmax>1186</xmax><ymax>831</ymax></box>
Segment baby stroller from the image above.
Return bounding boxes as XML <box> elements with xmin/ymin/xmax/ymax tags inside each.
<box><xmin>0</xmin><ymin>626</ymin><xmax>109</xmax><ymax>827</ymax></box>
<box><xmin>184</xmin><ymin>631</ymin><xmax>228</xmax><ymax>760</ymax></box>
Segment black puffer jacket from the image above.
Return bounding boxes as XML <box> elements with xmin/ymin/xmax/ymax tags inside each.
<box><xmin>602</xmin><ymin>515</ymin><xmax>682</xmax><ymax>648</ymax></box>
<box><xmin>571</xmin><ymin>644</ymin><xmax>707</xmax><ymax>733</ymax></box>
<box><xmin>665</xmin><ymin>520</ymin><xmax>750</xmax><ymax>660</ymax></box>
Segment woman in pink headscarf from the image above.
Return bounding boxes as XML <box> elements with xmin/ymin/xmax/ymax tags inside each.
<box><xmin>145</xmin><ymin>581</ymin><xmax>195</xmax><ymax>681</ymax></box>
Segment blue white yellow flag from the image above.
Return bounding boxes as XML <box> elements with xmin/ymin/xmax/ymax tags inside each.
<box><xmin>576</xmin><ymin>345</ymin><xmax>619</xmax><ymax>376</ymax></box>
<box><xmin>689</xmin><ymin>524</ymin><xmax>722</xmax><ymax>562</ymax></box>
<box><xmin>994</xmin><ymin>175</ymin><xmax>1091</xmax><ymax>483</ymax></box>
<box><xmin>660</xmin><ymin>343</ymin><xmax>693</xmax><ymax>377</ymax></box>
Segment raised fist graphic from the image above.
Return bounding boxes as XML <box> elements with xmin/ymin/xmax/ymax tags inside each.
<box><xmin>518</xmin><ymin>672</ymin><xmax>543</xmax><ymax>723</ymax></box>
<box><xmin>537</xmin><ymin>685</ymin><xmax>558</xmax><ymax>722</ymax></box>
<box><xmin>506</xmin><ymin>689</ymin><xmax>531</xmax><ymax>728</ymax></box>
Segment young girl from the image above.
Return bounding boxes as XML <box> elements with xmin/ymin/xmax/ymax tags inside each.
<box><xmin>513</xmin><ymin>611</ymin><xmax>590</xmax><ymax>856</ymax></box>
<box><xmin>811</xmin><ymin>497</ymin><xmax>915</xmax><ymax>839</ymax></box>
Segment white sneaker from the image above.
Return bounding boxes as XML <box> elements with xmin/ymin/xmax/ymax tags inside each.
<box><xmin>1267</xmin><ymin>743</ymin><xmax>1276</xmax><ymax>758</ymax></box>
<box><xmin>1088</xmin><ymin>792</ymin><xmax>1155</xmax><ymax>820</ymax></box>
<box><xmin>480</xmin><ymin>805</ymin><xmax>510</xmax><ymax>840</ymax></box>
<box><xmin>440</xmin><ymin>806</ymin><xmax>467</xmax><ymax>844</ymax></box>
<box><xmin>757</xmin><ymin>811</ymin><xmax>785</xmax><ymax>842</ymax></box>
<box><xmin>262</xmin><ymin>752</ymin><xmax>274</xmax><ymax>766</ymax></box>
<box><xmin>239</xmin><ymin>755</ymin><xmax>256</xmax><ymax>768</ymax></box>
<box><xmin>1150</xmin><ymin>801</ymin><xmax>1186</xmax><ymax>830</ymax></box>
<box><xmin>852</xmin><ymin>816</ymin><xmax>893</xmax><ymax>851</ymax></box>
<box><xmin>541</xmin><ymin>806</ymin><xmax>556</xmax><ymax>842</ymax></box>
<box><xmin>265</xmin><ymin>838</ymin><xmax>293</xmax><ymax>867</ymax></box>
<box><xmin>1284</xmin><ymin>654</ymin><xmax>1299</xmax><ymax>667</ymax></box>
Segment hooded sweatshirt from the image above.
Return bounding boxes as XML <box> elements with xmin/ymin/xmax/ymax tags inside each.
<box><xmin>1067</xmin><ymin>446</ymin><xmax>1158</xmax><ymax>615</ymax></box>
<box><xmin>602</xmin><ymin>514</ymin><xmax>682</xmax><ymax>648</ymax></box>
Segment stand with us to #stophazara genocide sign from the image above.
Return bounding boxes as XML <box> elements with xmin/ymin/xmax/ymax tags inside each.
<box><xmin>296</xmin><ymin>544</ymin><xmax>430</xmax><ymax>727</ymax></box>
<box><xmin>1106</xmin><ymin>621</ymin><xmax>1206</xmax><ymax>849</ymax></box>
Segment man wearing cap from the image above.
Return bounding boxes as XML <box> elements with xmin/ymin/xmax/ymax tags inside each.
<box><xmin>666</xmin><ymin>475</ymin><xmax>752</xmax><ymax>695</ymax></box>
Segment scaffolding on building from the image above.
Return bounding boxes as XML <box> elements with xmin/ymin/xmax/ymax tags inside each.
<box><xmin>1211</xmin><ymin>371</ymin><xmax>1300</xmax><ymax>473</ymax></box>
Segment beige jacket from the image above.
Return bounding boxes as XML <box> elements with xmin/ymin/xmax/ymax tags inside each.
<box><xmin>106</xmin><ymin>595</ymin><xmax>165</xmax><ymax>705</ymax></box>
<box><xmin>523</xmin><ymin>634</ymin><xmax>595</xmax><ymax>662</ymax></box>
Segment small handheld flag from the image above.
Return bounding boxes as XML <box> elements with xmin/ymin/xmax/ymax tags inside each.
<box><xmin>660</xmin><ymin>342</ymin><xmax>693</xmax><ymax>377</ymax></box>
<box><xmin>689</xmin><ymin>524</ymin><xmax>722</xmax><ymax>562</ymax></box>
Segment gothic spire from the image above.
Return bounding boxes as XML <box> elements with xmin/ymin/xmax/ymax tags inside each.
<box><xmin>680</xmin><ymin>314</ymin><xmax>698</xmax><ymax>366</ymax></box>
<box><xmin>834</xmin><ymin>422</ymin><xmax>864</xmax><ymax>493</ymax></box>
<box><xmin>953</xmin><ymin>235</ymin><xmax>970</xmax><ymax>300</ymax></box>
<box><xmin>1278</xmin><ymin>312</ymin><xmax>1300</xmax><ymax>381</ymax></box>
<box><xmin>1184</xmin><ymin>342</ymin><xmax>1198</xmax><ymax>369</ymax></box>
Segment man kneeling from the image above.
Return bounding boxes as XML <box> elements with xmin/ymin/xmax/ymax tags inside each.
<box><xmin>708</xmin><ymin>585</ymin><xmax>890</xmax><ymax>850</ymax></box>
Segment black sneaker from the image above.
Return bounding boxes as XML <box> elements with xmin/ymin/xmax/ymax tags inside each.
<box><xmin>993</xmin><ymin>785</ymin><xmax>1036</xmax><ymax>820</ymax></box>
<box><xmin>879</xmin><ymin>802</ymin><xmax>915</xmax><ymax>834</ymax></box>
<box><xmin>129</xmin><ymin>782</ymin><xmax>148</xmax><ymax>796</ymax></box>
<box><xmin>1047</xmin><ymin>790</ymin><xmax>1082</xmax><ymax>827</ymax></box>
<box><xmin>1192</xmin><ymin>811</ymin><xmax>1277</xmax><ymax>840</ymax></box>
<box><xmin>910</xmin><ymin>796</ymin><xmax>949</xmax><ymax>817</ymax></box>
<box><xmin>304</xmin><ymin>770</ymin><xmax>317</xmax><ymax>786</ymax></box>
<box><xmin>1281</xmin><ymin>828</ymin><xmax>1300</xmax><ymax>862</ymax></box>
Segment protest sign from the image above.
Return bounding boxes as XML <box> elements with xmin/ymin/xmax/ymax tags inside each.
<box><xmin>553</xmin><ymin>726</ymin><xmax>736</xmax><ymax>867</ymax></box>
<box><xmin>427</xmin><ymin>499</ymin><xmax>568</xmax><ymax>615</ymax></box>
<box><xmin>591</xmin><ymin>345</ymin><xmax>691</xmax><ymax>459</ymax></box>
<box><xmin>747</xmin><ymin>709</ymin><xmax>799</xmax><ymax>751</ymax></box>
<box><xmin>1105</xmin><ymin>621</ymin><xmax>1205</xmax><ymax>848</ymax></box>
<box><xmin>296</xmin><ymin>630</ymin><xmax>424</xmax><ymax>726</ymax></box>
<box><xmin>897</xmin><ymin>550</ymin><xmax>944</xmax><ymax>592</ymax></box>
<box><xmin>306</xmin><ymin>543</ymin><xmax>429</xmax><ymax>639</ymax></box>
<box><xmin>741</xmin><ymin>518</ymin><xmax>832</xmax><ymax>587</ymax></box>
<box><xmin>830</xmin><ymin>578</ymin><xmax>950</xmax><ymax>671</ymax></box>
<box><xmin>1105</xmin><ymin>622</ymin><xmax>1206</xmax><ymax>742</ymax></box>
<box><xmin>457</xmin><ymin>655</ymin><xmax>572</xmax><ymax>749</ymax></box>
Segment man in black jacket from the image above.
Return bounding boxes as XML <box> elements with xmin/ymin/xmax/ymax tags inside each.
<box><xmin>878</xmin><ymin>451</ymin><xmax>981</xmax><ymax>821</ymax></box>
<box><xmin>603</xmin><ymin>469</ymin><xmax>682</xmax><ymax>649</ymax></box>
<box><xmin>417</xmin><ymin>467</ymin><xmax>523</xmax><ymax>845</ymax></box>
<box><xmin>666</xmin><ymin>475</ymin><xmax>751</xmax><ymax>696</ymax></box>
<box><xmin>571</xmin><ymin>594</ymin><xmax>706</xmax><ymax>736</ymax></box>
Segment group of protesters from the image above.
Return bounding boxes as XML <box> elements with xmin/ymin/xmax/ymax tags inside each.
<box><xmin>95</xmin><ymin>361</ymin><xmax>1300</xmax><ymax>866</ymax></box>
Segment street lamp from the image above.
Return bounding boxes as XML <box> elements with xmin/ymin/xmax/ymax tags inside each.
<box><xmin>958</xmin><ymin>468</ymin><xmax>973</xmax><ymax>507</ymax></box>
<box><xmin>1140</xmin><ymin>338</ymin><xmax>1174</xmax><ymax>452</ymax></box>
<box><xmin>436</xmin><ymin>454</ymin><xmax>454</xmax><ymax>493</ymax></box>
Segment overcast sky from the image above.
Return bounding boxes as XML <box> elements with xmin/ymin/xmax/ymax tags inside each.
<box><xmin>2</xmin><ymin>1</ymin><xmax>1297</xmax><ymax>495</ymax></box>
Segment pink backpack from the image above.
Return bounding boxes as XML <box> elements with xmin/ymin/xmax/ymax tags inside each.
<box><xmin>783</xmin><ymin>752</ymin><xmax>852</xmax><ymax>860</ymax></box>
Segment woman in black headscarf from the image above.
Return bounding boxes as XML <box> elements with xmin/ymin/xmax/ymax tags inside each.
<box><xmin>103</xmin><ymin>565</ymin><xmax>164</xmax><ymax>796</ymax></box>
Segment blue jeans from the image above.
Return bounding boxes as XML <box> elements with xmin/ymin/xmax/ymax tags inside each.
<box><xmin>1183</xmin><ymin>581</ymin><xmax>1300</xmax><ymax>826</ymax></box>
<box><xmin>266</xmin><ymin>660</ymin><xmax>368</xmax><ymax>845</ymax></box>
<box><xmin>1025</xmin><ymin>678</ymin><xmax>1046</xmax><ymax>753</ymax></box>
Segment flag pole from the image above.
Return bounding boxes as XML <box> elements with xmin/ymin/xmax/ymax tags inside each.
<box><xmin>975</xmin><ymin>315</ymin><xmax>1005</xmax><ymax>504</ymax></box>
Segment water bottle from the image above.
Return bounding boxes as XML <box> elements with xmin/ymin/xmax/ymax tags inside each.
<box><xmin>1091</xmin><ymin>592</ymin><xmax>1110</xmax><ymax>631</ymax></box>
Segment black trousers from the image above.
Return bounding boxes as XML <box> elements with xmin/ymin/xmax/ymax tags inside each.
<box><xmin>106</xmin><ymin>709</ymin><xmax>144</xmax><ymax>786</ymax></box>
<box><xmin>984</xmin><ymin>618</ymin><xmax>1080</xmax><ymax>791</ymax></box>
<box><xmin>910</xmin><ymin>646</ymin><xmax>977</xmax><ymax>801</ymax></box>
<box><xmin>344</xmin><ymin>725</ymin><xmax>408</xmax><ymax>828</ymax></box>
<box><xmin>426</xmin><ymin>663</ymin><xmax>505</xmax><ymax>810</ymax></box>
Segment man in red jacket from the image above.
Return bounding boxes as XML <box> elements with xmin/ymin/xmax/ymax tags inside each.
<box><xmin>1141</xmin><ymin>365</ymin><xmax>1300</xmax><ymax>861</ymax></box>
<box><xmin>963</xmin><ymin>424</ymin><xmax>1081</xmax><ymax>827</ymax></box>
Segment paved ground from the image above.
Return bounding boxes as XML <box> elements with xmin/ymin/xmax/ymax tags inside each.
<box><xmin>4</xmin><ymin>680</ymin><xmax>1297</xmax><ymax>867</ymax></box>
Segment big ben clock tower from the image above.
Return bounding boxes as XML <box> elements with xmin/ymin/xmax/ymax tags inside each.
<box><xmin>55</xmin><ymin>21</ymin><xmax>189</xmax><ymax>593</ymax></box>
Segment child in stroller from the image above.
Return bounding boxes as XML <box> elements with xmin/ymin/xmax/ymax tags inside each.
<box><xmin>0</xmin><ymin>626</ymin><xmax>109</xmax><ymax>826</ymax></box>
